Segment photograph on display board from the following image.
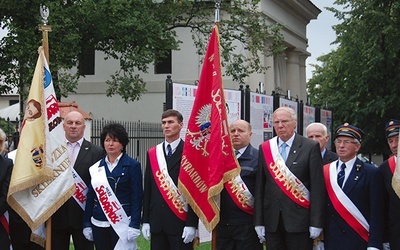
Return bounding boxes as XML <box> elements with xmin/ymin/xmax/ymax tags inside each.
<box><xmin>172</xmin><ymin>82</ymin><xmax>241</xmax><ymax>139</ymax></box>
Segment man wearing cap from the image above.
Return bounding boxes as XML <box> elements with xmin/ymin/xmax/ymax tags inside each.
<box><xmin>255</xmin><ymin>107</ymin><xmax>326</xmax><ymax>250</ymax></box>
<box><xmin>306</xmin><ymin>122</ymin><xmax>338</xmax><ymax>165</ymax></box>
<box><xmin>379</xmin><ymin>119</ymin><xmax>400</xmax><ymax>249</ymax></box>
<box><xmin>323</xmin><ymin>123</ymin><xmax>384</xmax><ymax>250</ymax></box>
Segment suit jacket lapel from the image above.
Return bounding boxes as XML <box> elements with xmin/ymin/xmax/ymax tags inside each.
<box><xmin>286</xmin><ymin>134</ymin><xmax>301</xmax><ymax>169</ymax></box>
<box><xmin>343</xmin><ymin>159</ymin><xmax>364</xmax><ymax>194</ymax></box>
<box><xmin>74</xmin><ymin>139</ymin><xmax>90</xmax><ymax>170</ymax></box>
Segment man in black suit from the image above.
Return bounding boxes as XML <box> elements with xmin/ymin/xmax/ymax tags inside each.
<box><xmin>306</xmin><ymin>122</ymin><xmax>338</xmax><ymax>165</ymax></box>
<box><xmin>0</xmin><ymin>129</ymin><xmax>13</xmax><ymax>250</ymax></box>
<box><xmin>216</xmin><ymin>119</ymin><xmax>262</xmax><ymax>250</ymax></box>
<box><xmin>379</xmin><ymin>119</ymin><xmax>400</xmax><ymax>249</ymax></box>
<box><xmin>324</xmin><ymin>123</ymin><xmax>383</xmax><ymax>250</ymax></box>
<box><xmin>142</xmin><ymin>109</ymin><xmax>198</xmax><ymax>250</ymax></box>
<box><xmin>52</xmin><ymin>111</ymin><xmax>103</xmax><ymax>250</ymax></box>
<box><xmin>255</xmin><ymin>107</ymin><xmax>325</xmax><ymax>250</ymax></box>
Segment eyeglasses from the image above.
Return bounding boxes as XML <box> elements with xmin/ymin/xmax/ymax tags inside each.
<box><xmin>334</xmin><ymin>139</ymin><xmax>358</xmax><ymax>145</ymax></box>
<box><xmin>273</xmin><ymin>120</ymin><xmax>293</xmax><ymax>125</ymax></box>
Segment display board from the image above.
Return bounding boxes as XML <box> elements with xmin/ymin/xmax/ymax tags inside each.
<box><xmin>303</xmin><ymin>105</ymin><xmax>316</xmax><ymax>136</ymax></box>
<box><xmin>320</xmin><ymin>109</ymin><xmax>333</xmax><ymax>150</ymax></box>
<box><xmin>249</xmin><ymin>92</ymin><xmax>274</xmax><ymax>147</ymax></box>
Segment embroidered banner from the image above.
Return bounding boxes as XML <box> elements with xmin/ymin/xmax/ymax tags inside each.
<box><xmin>7</xmin><ymin>47</ymin><xmax>75</xmax><ymax>232</ymax></box>
<box><xmin>178</xmin><ymin>24</ymin><xmax>240</xmax><ymax>232</ymax></box>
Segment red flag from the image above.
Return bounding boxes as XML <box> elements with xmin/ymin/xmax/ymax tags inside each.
<box><xmin>178</xmin><ymin>25</ymin><xmax>240</xmax><ymax>232</ymax></box>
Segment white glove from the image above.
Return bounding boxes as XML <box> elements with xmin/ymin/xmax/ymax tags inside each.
<box><xmin>254</xmin><ymin>226</ymin><xmax>266</xmax><ymax>243</ymax></box>
<box><xmin>382</xmin><ymin>242</ymin><xmax>390</xmax><ymax>250</ymax></box>
<box><xmin>127</xmin><ymin>227</ymin><xmax>140</xmax><ymax>241</ymax></box>
<box><xmin>83</xmin><ymin>227</ymin><xmax>93</xmax><ymax>241</ymax></box>
<box><xmin>141</xmin><ymin>223</ymin><xmax>150</xmax><ymax>241</ymax></box>
<box><xmin>367</xmin><ymin>248</ymin><xmax>380</xmax><ymax>250</ymax></box>
<box><xmin>182</xmin><ymin>226</ymin><xmax>196</xmax><ymax>244</ymax></box>
<box><xmin>309</xmin><ymin>226</ymin><xmax>322</xmax><ymax>239</ymax></box>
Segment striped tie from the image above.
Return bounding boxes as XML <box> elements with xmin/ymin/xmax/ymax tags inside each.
<box><xmin>337</xmin><ymin>163</ymin><xmax>346</xmax><ymax>188</ymax></box>
<box><xmin>167</xmin><ymin>144</ymin><xmax>172</xmax><ymax>158</ymax></box>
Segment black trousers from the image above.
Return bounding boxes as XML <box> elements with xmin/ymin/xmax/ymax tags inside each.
<box><xmin>150</xmin><ymin>230</ymin><xmax>193</xmax><ymax>250</ymax></box>
<box><xmin>216</xmin><ymin>223</ymin><xmax>264</xmax><ymax>250</ymax></box>
<box><xmin>265</xmin><ymin>214</ymin><xmax>313</xmax><ymax>250</ymax></box>
<box><xmin>92</xmin><ymin>224</ymin><xmax>119</xmax><ymax>250</ymax></box>
<box><xmin>52</xmin><ymin>227</ymin><xmax>94</xmax><ymax>250</ymax></box>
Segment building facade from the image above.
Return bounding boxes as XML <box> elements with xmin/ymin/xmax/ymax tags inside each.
<box><xmin>62</xmin><ymin>0</ymin><xmax>321</xmax><ymax>123</ymax></box>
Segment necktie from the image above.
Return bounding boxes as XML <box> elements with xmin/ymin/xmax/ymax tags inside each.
<box><xmin>235</xmin><ymin>150</ymin><xmax>240</xmax><ymax>158</ymax></box>
<box><xmin>337</xmin><ymin>163</ymin><xmax>346</xmax><ymax>188</ymax></box>
<box><xmin>280</xmin><ymin>142</ymin><xmax>288</xmax><ymax>162</ymax></box>
<box><xmin>68</xmin><ymin>142</ymin><xmax>78</xmax><ymax>166</ymax></box>
<box><xmin>167</xmin><ymin>144</ymin><xmax>172</xmax><ymax>158</ymax></box>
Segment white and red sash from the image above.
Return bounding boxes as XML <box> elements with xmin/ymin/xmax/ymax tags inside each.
<box><xmin>261</xmin><ymin>137</ymin><xmax>310</xmax><ymax>208</ymax></box>
<box><xmin>323</xmin><ymin>161</ymin><xmax>369</xmax><ymax>242</ymax></box>
<box><xmin>89</xmin><ymin>163</ymin><xmax>134</xmax><ymax>250</ymax></box>
<box><xmin>388</xmin><ymin>156</ymin><xmax>396</xmax><ymax>174</ymax></box>
<box><xmin>225</xmin><ymin>174</ymin><xmax>254</xmax><ymax>215</ymax></box>
<box><xmin>71</xmin><ymin>165</ymin><xmax>92</xmax><ymax>210</ymax></box>
<box><xmin>148</xmin><ymin>143</ymin><xmax>188</xmax><ymax>221</ymax></box>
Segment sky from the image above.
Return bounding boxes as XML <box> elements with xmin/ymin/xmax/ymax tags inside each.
<box><xmin>306</xmin><ymin>0</ymin><xmax>341</xmax><ymax>80</ymax></box>
<box><xmin>0</xmin><ymin>0</ymin><xmax>340</xmax><ymax>81</ymax></box>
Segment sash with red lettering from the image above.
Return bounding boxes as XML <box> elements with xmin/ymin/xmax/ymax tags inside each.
<box><xmin>72</xmin><ymin>164</ymin><xmax>94</xmax><ymax>210</ymax></box>
<box><xmin>89</xmin><ymin>163</ymin><xmax>135</xmax><ymax>250</ymax></box>
<box><xmin>323</xmin><ymin>161</ymin><xmax>369</xmax><ymax>242</ymax></box>
<box><xmin>148</xmin><ymin>143</ymin><xmax>188</xmax><ymax>221</ymax></box>
<box><xmin>261</xmin><ymin>137</ymin><xmax>310</xmax><ymax>208</ymax></box>
<box><xmin>224</xmin><ymin>175</ymin><xmax>254</xmax><ymax>215</ymax></box>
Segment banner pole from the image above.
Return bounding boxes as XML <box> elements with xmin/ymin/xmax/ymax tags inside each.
<box><xmin>39</xmin><ymin>5</ymin><xmax>52</xmax><ymax>250</ymax></box>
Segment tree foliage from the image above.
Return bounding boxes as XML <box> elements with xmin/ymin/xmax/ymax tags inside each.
<box><xmin>0</xmin><ymin>0</ymin><xmax>284</xmax><ymax>103</ymax></box>
<box><xmin>307</xmin><ymin>0</ymin><xmax>400</xmax><ymax>157</ymax></box>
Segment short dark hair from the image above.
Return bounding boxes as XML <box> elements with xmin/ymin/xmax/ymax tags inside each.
<box><xmin>100</xmin><ymin>123</ymin><xmax>129</xmax><ymax>152</ymax></box>
<box><xmin>162</xmin><ymin>109</ymin><xmax>183</xmax><ymax>123</ymax></box>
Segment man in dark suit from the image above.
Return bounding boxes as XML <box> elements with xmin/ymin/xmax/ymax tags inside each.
<box><xmin>52</xmin><ymin>111</ymin><xmax>103</xmax><ymax>250</ymax></box>
<box><xmin>306</xmin><ymin>122</ymin><xmax>338</xmax><ymax>165</ymax></box>
<box><xmin>324</xmin><ymin>123</ymin><xmax>384</xmax><ymax>250</ymax></box>
<box><xmin>216</xmin><ymin>119</ymin><xmax>262</xmax><ymax>250</ymax></box>
<box><xmin>0</xmin><ymin>129</ymin><xmax>13</xmax><ymax>250</ymax></box>
<box><xmin>379</xmin><ymin>119</ymin><xmax>400</xmax><ymax>249</ymax></box>
<box><xmin>142</xmin><ymin>109</ymin><xmax>198</xmax><ymax>250</ymax></box>
<box><xmin>255</xmin><ymin>107</ymin><xmax>325</xmax><ymax>250</ymax></box>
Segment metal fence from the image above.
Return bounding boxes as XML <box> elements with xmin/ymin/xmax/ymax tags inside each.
<box><xmin>91</xmin><ymin>119</ymin><xmax>164</xmax><ymax>167</ymax></box>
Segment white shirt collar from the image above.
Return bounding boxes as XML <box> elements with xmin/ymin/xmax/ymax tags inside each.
<box><xmin>105</xmin><ymin>152</ymin><xmax>123</xmax><ymax>172</ymax></box>
<box><xmin>235</xmin><ymin>145</ymin><xmax>248</xmax><ymax>157</ymax></box>
<box><xmin>279</xmin><ymin>133</ymin><xmax>295</xmax><ymax>148</ymax></box>
<box><xmin>165</xmin><ymin>138</ymin><xmax>181</xmax><ymax>154</ymax></box>
<box><xmin>66</xmin><ymin>137</ymin><xmax>84</xmax><ymax>147</ymax></box>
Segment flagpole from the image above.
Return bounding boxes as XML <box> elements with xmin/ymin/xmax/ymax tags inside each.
<box><xmin>211</xmin><ymin>1</ymin><xmax>221</xmax><ymax>250</ymax></box>
<box><xmin>38</xmin><ymin>5</ymin><xmax>51</xmax><ymax>62</ymax></box>
<box><xmin>38</xmin><ymin>5</ymin><xmax>52</xmax><ymax>250</ymax></box>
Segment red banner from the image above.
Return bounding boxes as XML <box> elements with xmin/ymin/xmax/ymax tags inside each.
<box><xmin>178</xmin><ymin>25</ymin><xmax>240</xmax><ymax>232</ymax></box>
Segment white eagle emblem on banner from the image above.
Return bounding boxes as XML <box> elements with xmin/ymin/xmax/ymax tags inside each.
<box><xmin>186</xmin><ymin>104</ymin><xmax>212</xmax><ymax>156</ymax></box>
